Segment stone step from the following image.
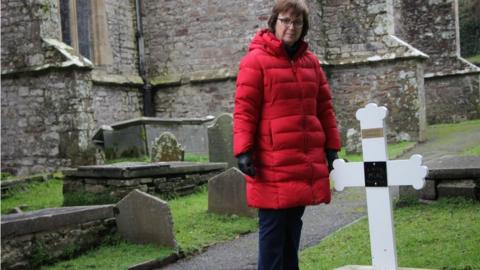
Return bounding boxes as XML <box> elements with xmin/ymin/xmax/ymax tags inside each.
<box><xmin>437</xmin><ymin>179</ymin><xmax>479</xmax><ymax>200</ymax></box>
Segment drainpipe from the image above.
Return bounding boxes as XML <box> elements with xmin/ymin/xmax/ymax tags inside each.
<box><xmin>135</xmin><ymin>0</ymin><xmax>154</xmax><ymax>116</ymax></box>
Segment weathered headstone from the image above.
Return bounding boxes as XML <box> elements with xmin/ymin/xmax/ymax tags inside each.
<box><xmin>151</xmin><ymin>132</ymin><xmax>184</xmax><ymax>162</ymax></box>
<box><xmin>208</xmin><ymin>113</ymin><xmax>236</xmax><ymax>168</ymax></box>
<box><xmin>208</xmin><ymin>167</ymin><xmax>257</xmax><ymax>218</ymax></box>
<box><xmin>331</xmin><ymin>103</ymin><xmax>429</xmax><ymax>270</ymax></box>
<box><xmin>115</xmin><ymin>189</ymin><xmax>176</xmax><ymax>248</ymax></box>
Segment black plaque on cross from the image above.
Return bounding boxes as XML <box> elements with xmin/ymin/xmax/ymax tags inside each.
<box><xmin>364</xmin><ymin>161</ymin><xmax>387</xmax><ymax>187</ymax></box>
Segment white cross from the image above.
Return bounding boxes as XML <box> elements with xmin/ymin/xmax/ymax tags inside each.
<box><xmin>330</xmin><ymin>103</ymin><xmax>428</xmax><ymax>270</ymax></box>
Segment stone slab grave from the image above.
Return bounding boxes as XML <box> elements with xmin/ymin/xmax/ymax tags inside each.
<box><xmin>92</xmin><ymin>116</ymin><xmax>214</xmax><ymax>160</ymax></box>
<box><xmin>151</xmin><ymin>132</ymin><xmax>185</xmax><ymax>162</ymax></box>
<box><xmin>331</xmin><ymin>103</ymin><xmax>429</xmax><ymax>270</ymax></box>
<box><xmin>208</xmin><ymin>113</ymin><xmax>236</xmax><ymax>168</ymax></box>
<box><xmin>208</xmin><ymin>167</ymin><xmax>257</xmax><ymax>218</ymax></box>
<box><xmin>1</xmin><ymin>205</ymin><xmax>115</xmax><ymax>270</ymax></box>
<box><xmin>63</xmin><ymin>161</ymin><xmax>227</xmax><ymax>204</ymax></box>
<box><xmin>116</xmin><ymin>189</ymin><xmax>176</xmax><ymax>248</ymax></box>
<box><xmin>400</xmin><ymin>156</ymin><xmax>480</xmax><ymax>200</ymax></box>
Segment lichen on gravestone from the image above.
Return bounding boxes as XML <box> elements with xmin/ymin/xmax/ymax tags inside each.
<box><xmin>150</xmin><ymin>132</ymin><xmax>184</xmax><ymax>162</ymax></box>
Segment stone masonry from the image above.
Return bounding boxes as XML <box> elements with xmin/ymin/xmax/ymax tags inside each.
<box><xmin>395</xmin><ymin>0</ymin><xmax>480</xmax><ymax>123</ymax></box>
<box><xmin>62</xmin><ymin>162</ymin><xmax>227</xmax><ymax>205</ymax></box>
<box><xmin>1</xmin><ymin>205</ymin><xmax>116</xmax><ymax>270</ymax></box>
<box><xmin>1</xmin><ymin>0</ymin><xmax>479</xmax><ymax>175</ymax></box>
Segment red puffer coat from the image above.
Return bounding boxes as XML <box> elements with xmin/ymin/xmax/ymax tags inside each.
<box><xmin>233</xmin><ymin>29</ymin><xmax>341</xmax><ymax>209</ymax></box>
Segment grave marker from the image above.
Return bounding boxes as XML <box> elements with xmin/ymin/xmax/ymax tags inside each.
<box><xmin>208</xmin><ymin>167</ymin><xmax>257</xmax><ymax>218</ymax></box>
<box><xmin>115</xmin><ymin>189</ymin><xmax>176</xmax><ymax>248</ymax></box>
<box><xmin>208</xmin><ymin>113</ymin><xmax>236</xmax><ymax>168</ymax></box>
<box><xmin>151</xmin><ymin>132</ymin><xmax>184</xmax><ymax>162</ymax></box>
<box><xmin>331</xmin><ymin>103</ymin><xmax>429</xmax><ymax>270</ymax></box>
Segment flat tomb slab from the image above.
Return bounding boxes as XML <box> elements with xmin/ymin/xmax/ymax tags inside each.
<box><xmin>1</xmin><ymin>205</ymin><xmax>114</xmax><ymax>238</ymax></box>
<box><xmin>425</xmin><ymin>156</ymin><xmax>480</xmax><ymax>180</ymax></box>
<box><xmin>64</xmin><ymin>161</ymin><xmax>227</xmax><ymax>179</ymax></box>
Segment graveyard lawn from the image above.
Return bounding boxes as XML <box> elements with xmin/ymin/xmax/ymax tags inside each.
<box><xmin>1</xmin><ymin>178</ymin><xmax>63</xmax><ymax>214</ymax></box>
<box><xmin>168</xmin><ymin>186</ymin><xmax>257</xmax><ymax>253</ymax></box>
<box><xmin>462</xmin><ymin>144</ymin><xmax>480</xmax><ymax>156</ymax></box>
<box><xmin>299</xmin><ymin>197</ymin><xmax>480</xmax><ymax>270</ymax></box>
<box><xmin>40</xmin><ymin>239</ymin><xmax>173</xmax><ymax>270</ymax></box>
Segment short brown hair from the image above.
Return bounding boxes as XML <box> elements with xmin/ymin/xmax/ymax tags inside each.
<box><xmin>267</xmin><ymin>0</ymin><xmax>310</xmax><ymax>40</ymax></box>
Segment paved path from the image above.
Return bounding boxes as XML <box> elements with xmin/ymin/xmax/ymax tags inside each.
<box><xmin>160</xmin><ymin>122</ymin><xmax>480</xmax><ymax>270</ymax></box>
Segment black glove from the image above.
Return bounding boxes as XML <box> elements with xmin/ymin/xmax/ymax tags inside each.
<box><xmin>237</xmin><ymin>152</ymin><xmax>256</xmax><ymax>177</ymax></box>
<box><xmin>325</xmin><ymin>149</ymin><xmax>338</xmax><ymax>173</ymax></box>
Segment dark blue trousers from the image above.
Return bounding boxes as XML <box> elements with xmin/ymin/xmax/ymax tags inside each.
<box><xmin>258</xmin><ymin>206</ymin><xmax>306</xmax><ymax>270</ymax></box>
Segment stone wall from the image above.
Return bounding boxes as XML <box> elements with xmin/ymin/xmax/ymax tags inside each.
<box><xmin>92</xmin><ymin>83</ymin><xmax>143</xmax><ymax>127</ymax></box>
<box><xmin>425</xmin><ymin>74</ymin><xmax>480</xmax><ymax>123</ymax></box>
<box><xmin>154</xmin><ymin>79</ymin><xmax>236</xmax><ymax>118</ymax></box>
<box><xmin>1</xmin><ymin>69</ymin><xmax>96</xmax><ymax>176</ymax></box>
<box><xmin>328</xmin><ymin>58</ymin><xmax>427</xmax><ymax>151</ymax></box>
<box><xmin>103</xmin><ymin>0</ymin><xmax>138</xmax><ymax>75</ymax></box>
<box><xmin>1</xmin><ymin>0</ymin><xmax>61</xmax><ymax>71</ymax></box>
<box><xmin>143</xmin><ymin>0</ymin><xmax>271</xmax><ymax>78</ymax></box>
<box><xmin>395</xmin><ymin>0</ymin><xmax>480</xmax><ymax>124</ymax></box>
<box><xmin>0</xmin><ymin>0</ymin><xmax>145</xmax><ymax>176</ymax></box>
<box><xmin>1</xmin><ymin>206</ymin><xmax>115</xmax><ymax>270</ymax></box>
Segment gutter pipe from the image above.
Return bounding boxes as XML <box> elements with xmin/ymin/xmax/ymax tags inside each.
<box><xmin>135</xmin><ymin>0</ymin><xmax>154</xmax><ymax>116</ymax></box>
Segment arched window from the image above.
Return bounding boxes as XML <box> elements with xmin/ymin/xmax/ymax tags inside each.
<box><xmin>59</xmin><ymin>0</ymin><xmax>112</xmax><ymax>65</ymax></box>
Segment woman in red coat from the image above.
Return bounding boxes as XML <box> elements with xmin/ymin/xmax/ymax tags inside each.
<box><xmin>233</xmin><ymin>0</ymin><xmax>341</xmax><ymax>269</ymax></box>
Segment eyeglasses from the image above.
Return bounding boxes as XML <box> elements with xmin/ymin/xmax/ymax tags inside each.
<box><xmin>277</xmin><ymin>17</ymin><xmax>303</xmax><ymax>28</ymax></box>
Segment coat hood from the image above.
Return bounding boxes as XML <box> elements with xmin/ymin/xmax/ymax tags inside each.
<box><xmin>248</xmin><ymin>29</ymin><xmax>308</xmax><ymax>59</ymax></box>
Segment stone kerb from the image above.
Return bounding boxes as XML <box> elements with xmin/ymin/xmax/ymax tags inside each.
<box><xmin>1</xmin><ymin>205</ymin><xmax>115</xmax><ymax>270</ymax></box>
<box><xmin>208</xmin><ymin>113</ymin><xmax>236</xmax><ymax>168</ymax></box>
<box><xmin>400</xmin><ymin>156</ymin><xmax>480</xmax><ymax>200</ymax></box>
<box><xmin>115</xmin><ymin>189</ymin><xmax>176</xmax><ymax>248</ymax></box>
<box><xmin>151</xmin><ymin>132</ymin><xmax>185</xmax><ymax>162</ymax></box>
<box><xmin>208</xmin><ymin>167</ymin><xmax>257</xmax><ymax>218</ymax></box>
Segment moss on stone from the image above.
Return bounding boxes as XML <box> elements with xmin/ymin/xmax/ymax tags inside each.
<box><xmin>149</xmin><ymin>74</ymin><xmax>182</xmax><ymax>87</ymax></box>
<box><xmin>63</xmin><ymin>190</ymin><xmax>118</xmax><ymax>206</ymax></box>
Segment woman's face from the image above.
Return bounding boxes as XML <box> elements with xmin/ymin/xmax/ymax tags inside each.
<box><xmin>275</xmin><ymin>9</ymin><xmax>303</xmax><ymax>46</ymax></box>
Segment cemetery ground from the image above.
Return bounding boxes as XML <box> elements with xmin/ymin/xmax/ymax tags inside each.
<box><xmin>0</xmin><ymin>119</ymin><xmax>479</xmax><ymax>270</ymax></box>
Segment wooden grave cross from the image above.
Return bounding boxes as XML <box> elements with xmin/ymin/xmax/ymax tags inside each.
<box><xmin>330</xmin><ymin>103</ymin><xmax>428</xmax><ymax>270</ymax></box>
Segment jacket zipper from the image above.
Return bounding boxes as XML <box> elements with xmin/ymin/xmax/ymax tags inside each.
<box><xmin>291</xmin><ymin>59</ymin><xmax>315</xmax><ymax>192</ymax></box>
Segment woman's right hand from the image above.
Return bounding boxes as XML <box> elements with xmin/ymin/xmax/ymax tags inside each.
<box><xmin>237</xmin><ymin>152</ymin><xmax>256</xmax><ymax>177</ymax></box>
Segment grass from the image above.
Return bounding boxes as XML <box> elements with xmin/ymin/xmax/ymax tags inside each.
<box><xmin>183</xmin><ymin>153</ymin><xmax>209</xmax><ymax>163</ymax></box>
<box><xmin>462</xmin><ymin>144</ymin><xmax>480</xmax><ymax>156</ymax></box>
<box><xmin>299</xmin><ymin>198</ymin><xmax>480</xmax><ymax>270</ymax></box>
<box><xmin>1</xmin><ymin>172</ymin><xmax>15</xmax><ymax>181</ymax></box>
<box><xmin>104</xmin><ymin>153</ymin><xmax>209</xmax><ymax>164</ymax></box>
<box><xmin>1</xmin><ymin>178</ymin><xmax>64</xmax><ymax>214</ymax></box>
<box><xmin>427</xmin><ymin>119</ymin><xmax>480</xmax><ymax>140</ymax></box>
<box><xmin>466</xmin><ymin>54</ymin><xmax>480</xmax><ymax>64</ymax></box>
<box><xmin>41</xmin><ymin>240</ymin><xmax>173</xmax><ymax>270</ymax></box>
<box><xmin>104</xmin><ymin>156</ymin><xmax>150</xmax><ymax>164</ymax></box>
<box><xmin>339</xmin><ymin>141</ymin><xmax>416</xmax><ymax>162</ymax></box>
<box><xmin>168</xmin><ymin>187</ymin><xmax>257</xmax><ymax>253</ymax></box>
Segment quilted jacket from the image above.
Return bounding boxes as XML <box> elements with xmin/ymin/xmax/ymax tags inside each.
<box><xmin>233</xmin><ymin>29</ymin><xmax>341</xmax><ymax>209</ymax></box>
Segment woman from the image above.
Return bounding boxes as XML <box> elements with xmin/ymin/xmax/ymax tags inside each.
<box><xmin>233</xmin><ymin>0</ymin><xmax>341</xmax><ymax>269</ymax></box>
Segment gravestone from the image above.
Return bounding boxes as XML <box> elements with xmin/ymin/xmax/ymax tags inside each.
<box><xmin>331</xmin><ymin>103</ymin><xmax>429</xmax><ymax>270</ymax></box>
<box><xmin>208</xmin><ymin>167</ymin><xmax>257</xmax><ymax>218</ymax></box>
<box><xmin>208</xmin><ymin>113</ymin><xmax>236</xmax><ymax>168</ymax></box>
<box><xmin>151</xmin><ymin>132</ymin><xmax>184</xmax><ymax>162</ymax></box>
<box><xmin>115</xmin><ymin>189</ymin><xmax>176</xmax><ymax>248</ymax></box>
